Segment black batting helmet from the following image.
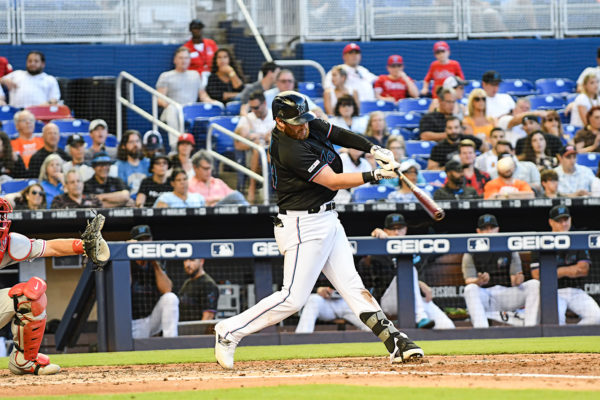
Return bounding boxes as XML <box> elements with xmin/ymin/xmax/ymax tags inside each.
<box><xmin>272</xmin><ymin>91</ymin><xmax>316</xmax><ymax>125</ymax></box>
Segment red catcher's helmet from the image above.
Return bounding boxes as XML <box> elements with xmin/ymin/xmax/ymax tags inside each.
<box><xmin>0</xmin><ymin>198</ymin><xmax>12</xmax><ymax>242</ymax></box>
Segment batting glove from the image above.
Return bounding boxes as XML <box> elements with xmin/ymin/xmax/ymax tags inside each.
<box><xmin>373</xmin><ymin>168</ymin><xmax>397</xmax><ymax>181</ymax></box>
<box><xmin>370</xmin><ymin>145</ymin><xmax>396</xmax><ymax>171</ymax></box>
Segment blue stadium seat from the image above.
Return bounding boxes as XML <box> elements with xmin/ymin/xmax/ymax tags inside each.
<box><xmin>351</xmin><ymin>185</ymin><xmax>394</xmax><ymax>203</ymax></box>
<box><xmin>565</xmin><ymin>93</ymin><xmax>578</xmax><ymax>104</ymax></box>
<box><xmin>396</xmin><ymin>98</ymin><xmax>431</xmax><ymax>114</ymax></box>
<box><xmin>414</xmin><ymin>80</ymin><xmax>433</xmax><ymax>93</ymax></box>
<box><xmin>313</xmin><ymin>98</ymin><xmax>325</xmax><ymax>111</ymax></box>
<box><xmin>498</xmin><ymin>79</ymin><xmax>537</xmax><ymax>96</ymax></box>
<box><xmin>535</xmin><ymin>78</ymin><xmax>576</xmax><ymax>95</ymax></box>
<box><xmin>190</xmin><ymin>117</ymin><xmax>211</xmax><ymax>149</ymax></box>
<box><xmin>412</xmin><ymin>157</ymin><xmax>428</xmax><ymax>170</ymax></box>
<box><xmin>0</xmin><ymin>105</ymin><xmax>20</xmax><ymax>121</ymax></box>
<box><xmin>3</xmin><ymin>120</ymin><xmax>45</xmax><ymax>138</ymax></box>
<box><xmin>464</xmin><ymin>80</ymin><xmax>482</xmax><ymax>95</ymax></box>
<box><xmin>51</xmin><ymin>119</ymin><xmax>90</xmax><ymax>133</ymax></box>
<box><xmin>563</xmin><ymin>124</ymin><xmax>581</xmax><ymax>138</ymax></box>
<box><xmin>385</xmin><ymin>112</ymin><xmax>421</xmax><ymax>129</ymax></box>
<box><xmin>360</xmin><ymin>100</ymin><xmax>395</xmax><ymax>114</ymax></box>
<box><xmin>298</xmin><ymin>82</ymin><xmax>323</xmax><ymax>99</ymax></box>
<box><xmin>420</xmin><ymin>170</ymin><xmax>447</xmax><ymax>187</ymax></box>
<box><xmin>576</xmin><ymin>153</ymin><xmax>600</xmax><ymax>174</ymax></box>
<box><xmin>183</xmin><ymin>102</ymin><xmax>224</xmax><ymax>127</ymax></box>
<box><xmin>527</xmin><ymin>95</ymin><xmax>566</xmax><ymax>110</ymax></box>
<box><xmin>105</xmin><ymin>135</ymin><xmax>117</xmax><ymax>147</ymax></box>
<box><xmin>390</xmin><ymin>127</ymin><xmax>419</xmax><ymax>141</ymax></box>
<box><xmin>1</xmin><ymin>179</ymin><xmax>38</xmax><ymax>195</ymax></box>
<box><xmin>225</xmin><ymin>101</ymin><xmax>242</xmax><ymax>116</ymax></box>
<box><xmin>557</xmin><ymin>109</ymin><xmax>570</xmax><ymax>125</ymax></box>
<box><xmin>405</xmin><ymin>140</ymin><xmax>436</xmax><ymax>158</ymax></box>
<box><xmin>209</xmin><ymin>116</ymin><xmax>241</xmax><ymax>154</ymax></box>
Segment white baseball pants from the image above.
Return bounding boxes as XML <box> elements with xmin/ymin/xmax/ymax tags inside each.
<box><xmin>557</xmin><ymin>287</ymin><xmax>600</xmax><ymax>325</ymax></box>
<box><xmin>131</xmin><ymin>292</ymin><xmax>179</xmax><ymax>338</ymax></box>
<box><xmin>217</xmin><ymin>210</ymin><xmax>381</xmax><ymax>344</ymax></box>
<box><xmin>463</xmin><ymin>280</ymin><xmax>540</xmax><ymax>328</ymax></box>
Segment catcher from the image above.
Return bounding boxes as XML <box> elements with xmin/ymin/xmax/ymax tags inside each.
<box><xmin>0</xmin><ymin>198</ymin><xmax>109</xmax><ymax>375</ymax></box>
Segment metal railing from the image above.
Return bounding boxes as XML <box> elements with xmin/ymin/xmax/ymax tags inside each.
<box><xmin>115</xmin><ymin>71</ymin><xmax>184</xmax><ymax>143</ymax></box>
<box><xmin>274</xmin><ymin>59</ymin><xmax>327</xmax><ymax>87</ymax></box>
<box><xmin>206</xmin><ymin>123</ymin><xmax>270</xmax><ymax>205</ymax></box>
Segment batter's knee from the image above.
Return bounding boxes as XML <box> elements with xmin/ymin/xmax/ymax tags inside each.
<box><xmin>463</xmin><ymin>283</ymin><xmax>479</xmax><ymax>297</ymax></box>
<box><xmin>522</xmin><ymin>279</ymin><xmax>540</xmax><ymax>291</ymax></box>
<box><xmin>160</xmin><ymin>292</ymin><xmax>180</xmax><ymax>309</ymax></box>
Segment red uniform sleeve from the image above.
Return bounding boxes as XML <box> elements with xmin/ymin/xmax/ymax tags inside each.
<box><xmin>453</xmin><ymin>61</ymin><xmax>465</xmax><ymax>80</ymax></box>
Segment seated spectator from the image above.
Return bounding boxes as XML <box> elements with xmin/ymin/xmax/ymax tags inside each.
<box><xmin>462</xmin><ymin>88</ymin><xmax>496</xmax><ymax>140</ymax></box>
<box><xmin>156</xmin><ymin>47</ymin><xmax>214</xmax><ymax>146</ymax></box>
<box><xmin>341</xmin><ymin>148</ymin><xmax>371</xmax><ymax>182</ymax></box>
<box><xmin>483</xmin><ymin>155</ymin><xmax>534</xmax><ymax>200</ymax></box>
<box><xmin>428</xmin><ymin>76</ymin><xmax>467</xmax><ymax>119</ymax></box>
<box><xmin>364</xmin><ymin>111</ymin><xmax>392</xmax><ymax>148</ymax></box>
<box><xmin>0</xmin><ymin>131</ymin><xmax>27</xmax><ymax>179</ymax></box>
<box><xmin>574</xmin><ymin>106</ymin><xmax>600</xmax><ymax>153</ymax></box>
<box><xmin>541</xmin><ymin>110</ymin><xmax>571</xmax><ymax>145</ymax></box>
<box><xmin>459</xmin><ymin>139</ymin><xmax>490</xmax><ymax>196</ymax></box>
<box><xmin>373</xmin><ymin>55</ymin><xmax>418</xmax><ymax>103</ymax></box>
<box><xmin>487</xmin><ymin>140</ymin><xmax>541</xmax><ymax>189</ymax></box>
<box><xmin>323</xmin><ymin>43</ymin><xmax>376</xmax><ymax>102</ymax></box>
<box><xmin>154</xmin><ymin>168</ymin><xmax>205</xmax><ymax>208</ymax></box>
<box><xmin>515</xmin><ymin>115</ymin><xmax>562</xmax><ymax>157</ymax></box>
<box><xmin>554</xmin><ymin>145</ymin><xmax>595</xmax><ymax>197</ymax></box>
<box><xmin>329</xmin><ymin>94</ymin><xmax>368</xmax><ymax>133</ymax></box>
<box><xmin>206</xmin><ymin>49</ymin><xmax>244</xmax><ymax>104</ymax></box>
<box><xmin>178</xmin><ymin>258</ymin><xmax>219</xmax><ymax>322</ymax></box>
<box><xmin>12</xmin><ymin>183</ymin><xmax>46</xmax><ymax>211</ymax></box>
<box><xmin>474</xmin><ymin>127</ymin><xmax>505</xmax><ymax>174</ymax></box>
<box><xmin>28</xmin><ymin>122</ymin><xmax>70</xmax><ymax>178</ymax></box>
<box><xmin>419</xmin><ymin>87</ymin><xmax>457</xmax><ymax>142</ymax></box>
<box><xmin>142</xmin><ymin>130</ymin><xmax>165</xmax><ymax>160</ymax></box>
<box><xmin>37</xmin><ymin>153</ymin><xmax>64</xmax><ymax>207</ymax></box>
<box><xmin>51</xmin><ymin>169</ymin><xmax>102</xmax><ymax>209</ymax></box>
<box><xmin>540</xmin><ymin>169</ymin><xmax>564</xmax><ymax>198</ymax></box>
<box><xmin>188</xmin><ymin>151</ymin><xmax>248</xmax><ymax>206</ymax></box>
<box><xmin>112</xmin><ymin>129</ymin><xmax>150</xmax><ymax>196</ymax></box>
<box><xmin>84</xmin><ymin>119</ymin><xmax>116</xmax><ymax>163</ymax></box>
<box><xmin>518</xmin><ymin>131</ymin><xmax>558</xmax><ymax>172</ymax></box>
<box><xmin>183</xmin><ymin>19</ymin><xmax>217</xmax><ymax>81</ymax></box>
<box><xmin>497</xmin><ymin>97</ymin><xmax>535</xmax><ymax>147</ymax></box>
<box><xmin>10</xmin><ymin>110</ymin><xmax>43</xmax><ymax>169</ymax></box>
<box><xmin>569</xmin><ymin>72</ymin><xmax>599</xmax><ymax>128</ymax></box>
<box><xmin>239</xmin><ymin>61</ymin><xmax>280</xmax><ymax>112</ymax></box>
<box><xmin>421</xmin><ymin>41</ymin><xmax>464</xmax><ymax>99</ymax></box>
<box><xmin>0</xmin><ymin>50</ymin><xmax>60</xmax><ymax>108</ymax></box>
<box><xmin>63</xmin><ymin>134</ymin><xmax>94</xmax><ymax>182</ymax></box>
<box><xmin>482</xmin><ymin>70</ymin><xmax>515</xmax><ymax>119</ymax></box>
<box><xmin>387</xmin><ymin>159</ymin><xmax>419</xmax><ymax>203</ymax></box>
<box><xmin>264</xmin><ymin>69</ymin><xmax>326</xmax><ymax>119</ymax></box>
<box><xmin>386</xmin><ymin>135</ymin><xmax>406</xmax><ymax>162</ymax></box>
<box><xmin>323</xmin><ymin>65</ymin><xmax>360</xmax><ymax>116</ymax></box>
<box><xmin>136</xmin><ymin>154</ymin><xmax>172</xmax><ymax>208</ymax></box>
<box><xmin>428</xmin><ymin>116</ymin><xmax>482</xmax><ymax>170</ymax></box>
<box><xmin>84</xmin><ymin>151</ymin><xmax>130</xmax><ymax>208</ymax></box>
<box><xmin>129</xmin><ymin>225</ymin><xmax>179</xmax><ymax>338</ymax></box>
<box><xmin>169</xmin><ymin>133</ymin><xmax>195</xmax><ymax>177</ymax></box>
<box><xmin>433</xmin><ymin>159</ymin><xmax>480</xmax><ymax>200</ymax></box>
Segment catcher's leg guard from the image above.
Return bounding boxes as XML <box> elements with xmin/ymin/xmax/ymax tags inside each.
<box><xmin>7</xmin><ymin>277</ymin><xmax>60</xmax><ymax>375</ymax></box>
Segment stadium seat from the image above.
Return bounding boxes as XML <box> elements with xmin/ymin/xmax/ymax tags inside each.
<box><xmin>414</xmin><ymin>80</ymin><xmax>433</xmax><ymax>93</ymax></box>
<box><xmin>26</xmin><ymin>104</ymin><xmax>71</xmax><ymax>122</ymax></box>
<box><xmin>527</xmin><ymin>95</ymin><xmax>566</xmax><ymax>110</ymax></box>
<box><xmin>298</xmin><ymin>82</ymin><xmax>323</xmax><ymax>99</ymax></box>
<box><xmin>390</xmin><ymin>127</ymin><xmax>419</xmax><ymax>141</ymax></box>
<box><xmin>183</xmin><ymin>102</ymin><xmax>224</xmax><ymax>127</ymax></box>
<box><xmin>1</xmin><ymin>179</ymin><xmax>38</xmax><ymax>195</ymax></box>
<box><xmin>351</xmin><ymin>185</ymin><xmax>394</xmax><ymax>203</ymax></box>
<box><xmin>3</xmin><ymin>120</ymin><xmax>45</xmax><ymax>138</ymax></box>
<box><xmin>464</xmin><ymin>80</ymin><xmax>482</xmax><ymax>95</ymax></box>
<box><xmin>405</xmin><ymin>140</ymin><xmax>436</xmax><ymax>158</ymax></box>
<box><xmin>0</xmin><ymin>105</ymin><xmax>19</xmax><ymax>121</ymax></box>
<box><xmin>565</xmin><ymin>93</ymin><xmax>578</xmax><ymax>104</ymax></box>
<box><xmin>563</xmin><ymin>124</ymin><xmax>581</xmax><ymax>138</ymax></box>
<box><xmin>576</xmin><ymin>153</ymin><xmax>600</xmax><ymax>174</ymax></box>
<box><xmin>225</xmin><ymin>101</ymin><xmax>242</xmax><ymax>116</ymax></box>
<box><xmin>51</xmin><ymin>118</ymin><xmax>90</xmax><ymax>133</ymax></box>
<box><xmin>535</xmin><ymin>78</ymin><xmax>576</xmax><ymax>95</ymax></box>
<box><xmin>313</xmin><ymin>98</ymin><xmax>325</xmax><ymax>111</ymax></box>
<box><xmin>420</xmin><ymin>170</ymin><xmax>447</xmax><ymax>187</ymax></box>
<box><xmin>360</xmin><ymin>100</ymin><xmax>395</xmax><ymax>114</ymax></box>
<box><xmin>498</xmin><ymin>79</ymin><xmax>537</xmax><ymax>96</ymax></box>
<box><xmin>209</xmin><ymin>116</ymin><xmax>241</xmax><ymax>154</ymax></box>
<box><xmin>396</xmin><ymin>98</ymin><xmax>431</xmax><ymax>114</ymax></box>
<box><xmin>385</xmin><ymin>112</ymin><xmax>421</xmax><ymax>129</ymax></box>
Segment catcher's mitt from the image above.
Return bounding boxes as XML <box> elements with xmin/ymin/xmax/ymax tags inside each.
<box><xmin>81</xmin><ymin>212</ymin><xmax>110</xmax><ymax>269</ymax></box>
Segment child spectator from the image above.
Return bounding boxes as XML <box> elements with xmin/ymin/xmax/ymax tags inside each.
<box><xmin>373</xmin><ymin>55</ymin><xmax>418</xmax><ymax>102</ymax></box>
<box><xmin>421</xmin><ymin>41</ymin><xmax>464</xmax><ymax>98</ymax></box>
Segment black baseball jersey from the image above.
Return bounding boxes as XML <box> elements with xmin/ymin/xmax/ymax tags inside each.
<box><xmin>269</xmin><ymin>118</ymin><xmax>373</xmax><ymax>210</ymax></box>
<box><xmin>130</xmin><ymin>260</ymin><xmax>166</xmax><ymax>320</ymax></box>
<box><xmin>530</xmin><ymin>249</ymin><xmax>591</xmax><ymax>289</ymax></box>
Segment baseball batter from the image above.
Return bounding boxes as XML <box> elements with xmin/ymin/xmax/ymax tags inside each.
<box><xmin>215</xmin><ymin>91</ymin><xmax>423</xmax><ymax>369</ymax></box>
<box><xmin>0</xmin><ymin>199</ymin><xmax>109</xmax><ymax>375</ymax></box>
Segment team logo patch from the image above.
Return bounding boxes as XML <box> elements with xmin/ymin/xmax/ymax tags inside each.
<box><xmin>589</xmin><ymin>234</ymin><xmax>600</xmax><ymax>249</ymax></box>
<box><xmin>467</xmin><ymin>238</ymin><xmax>490</xmax><ymax>252</ymax></box>
<box><xmin>211</xmin><ymin>242</ymin><xmax>235</xmax><ymax>257</ymax></box>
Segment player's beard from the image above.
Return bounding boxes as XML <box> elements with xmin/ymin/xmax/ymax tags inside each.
<box><xmin>283</xmin><ymin>123</ymin><xmax>309</xmax><ymax>140</ymax></box>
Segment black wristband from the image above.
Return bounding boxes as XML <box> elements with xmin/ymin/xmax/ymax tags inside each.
<box><xmin>362</xmin><ymin>171</ymin><xmax>376</xmax><ymax>183</ymax></box>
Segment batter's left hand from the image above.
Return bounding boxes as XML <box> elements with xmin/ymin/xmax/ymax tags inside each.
<box><xmin>370</xmin><ymin>145</ymin><xmax>396</xmax><ymax>170</ymax></box>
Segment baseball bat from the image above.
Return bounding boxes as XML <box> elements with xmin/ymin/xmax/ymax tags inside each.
<box><xmin>394</xmin><ymin>168</ymin><xmax>445</xmax><ymax>221</ymax></box>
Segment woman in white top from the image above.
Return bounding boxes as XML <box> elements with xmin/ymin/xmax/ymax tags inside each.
<box><xmin>328</xmin><ymin>94</ymin><xmax>368</xmax><ymax>133</ymax></box>
<box><xmin>154</xmin><ymin>168</ymin><xmax>205</xmax><ymax>208</ymax></box>
<box><xmin>570</xmin><ymin>73</ymin><xmax>599</xmax><ymax>128</ymax></box>
<box><xmin>323</xmin><ymin>65</ymin><xmax>360</xmax><ymax>116</ymax></box>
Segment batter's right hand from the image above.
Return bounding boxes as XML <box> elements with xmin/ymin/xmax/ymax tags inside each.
<box><xmin>373</xmin><ymin>168</ymin><xmax>397</xmax><ymax>181</ymax></box>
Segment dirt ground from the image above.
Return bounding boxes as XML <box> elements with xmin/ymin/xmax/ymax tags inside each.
<box><xmin>1</xmin><ymin>353</ymin><xmax>599</xmax><ymax>397</ymax></box>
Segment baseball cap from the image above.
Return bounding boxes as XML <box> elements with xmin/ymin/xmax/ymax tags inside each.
<box><xmin>149</xmin><ymin>153</ymin><xmax>170</xmax><ymax>172</ymax></box>
<box><xmin>384</xmin><ymin>213</ymin><xmax>406</xmax><ymax>229</ymax></box>
<box><xmin>477</xmin><ymin>214</ymin><xmax>499</xmax><ymax>229</ymax></box>
<box><xmin>482</xmin><ymin>70</ymin><xmax>502</xmax><ymax>84</ymax></box>
<box><xmin>549</xmin><ymin>205</ymin><xmax>570</xmax><ymax>221</ymax></box>
<box><xmin>443</xmin><ymin>76</ymin><xmax>467</xmax><ymax>89</ymax></box>
<box><xmin>67</xmin><ymin>133</ymin><xmax>85</xmax><ymax>147</ymax></box>
<box><xmin>522</xmin><ymin>115</ymin><xmax>540</xmax><ymax>124</ymax></box>
<box><xmin>559</xmin><ymin>145</ymin><xmax>577</xmax><ymax>157</ymax></box>
<box><xmin>90</xmin><ymin>151</ymin><xmax>113</xmax><ymax>166</ymax></box>
<box><xmin>433</xmin><ymin>41</ymin><xmax>450</xmax><ymax>53</ymax></box>
<box><xmin>143</xmin><ymin>130</ymin><xmax>163</xmax><ymax>150</ymax></box>
<box><xmin>89</xmin><ymin>119</ymin><xmax>108</xmax><ymax>132</ymax></box>
<box><xmin>387</xmin><ymin>55</ymin><xmax>404</xmax><ymax>66</ymax></box>
<box><xmin>178</xmin><ymin>133</ymin><xmax>195</xmax><ymax>145</ymax></box>
<box><xmin>189</xmin><ymin>19</ymin><xmax>204</xmax><ymax>30</ymax></box>
<box><xmin>444</xmin><ymin>159</ymin><xmax>465</xmax><ymax>173</ymax></box>
<box><xmin>130</xmin><ymin>224</ymin><xmax>152</xmax><ymax>240</ymax></box>
<box><xmin>343</xmin><ymin>43</ymin><xmax>361</xmax><ymax>55</ymax></box>
<box><xmin>399</xmin><ymin>158</ymin><xmax>420</xmax><ymax>173</ymax></box>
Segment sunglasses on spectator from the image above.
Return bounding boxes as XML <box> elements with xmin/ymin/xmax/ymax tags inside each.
<box><xmin>278</xmin><ymin>79</ymin><xmax>294</xmax><ymax>83</ymax></box>
<box><xmin>249</xmin><ymin>105</ymin><xmax>261</xmax><ymax>110</ymax></box>
<box><xmin>30</xmin><ymin>190</ymin><xmax>44</xmax><ymax>196</ymax></box>
<box><xmin>545</xmin><ymin>117</ymin><xmax>559</xmax><ymax>122</ymax></box>
<box><xmin>389</xmin><ymin>64</ymin><xmax>403</xmax><ymax>68</ymax></box>
<box><xmin>434</xmin><ymin>50</ymin><xmax>446</xmax><ymax>54</ymax></box>
<box><xmin>473</xmin><ymin>97</ymin><xmax>485</xmax><ymax>102</ymax></box>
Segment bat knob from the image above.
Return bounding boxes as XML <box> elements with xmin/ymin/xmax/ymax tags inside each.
<box><xmin>433</xmin><ymin>208</ymin><xmax>445</xmax><ymax>221</ymax></box>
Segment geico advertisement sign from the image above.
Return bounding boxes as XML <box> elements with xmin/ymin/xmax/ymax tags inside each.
<box><xmin>507</xmin><ymin>235</ymin><xmax>570</xmax><ymax>251</ymax></box>
<box><xmin>252</xmin><ymin>242</ymin><xmax>280</xmax><ymax>257</ymax></box>
<box><xmin>386</xmin><ymin>239</ymin><xmax>450</xmax><ymax>254</ymax></box>
<box><xmin>127</xmin><ymin>243</ymin><xmax>193</xmax><ymax>258</ymax></box>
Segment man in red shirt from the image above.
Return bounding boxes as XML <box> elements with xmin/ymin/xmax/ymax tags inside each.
<box><xmin>421</xmin><ymin>41</ymin><xmax>464</xmax><ymax>99</ymax></box>
<box><xmin>182</xmin><ymin>19</ymin><xmax>218</xmax><ymax>78</ymax></box>
<box><xmin>373</xmin><ymin>55</ymin><xmax>419</xmax><ymax>102</ymax></box>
